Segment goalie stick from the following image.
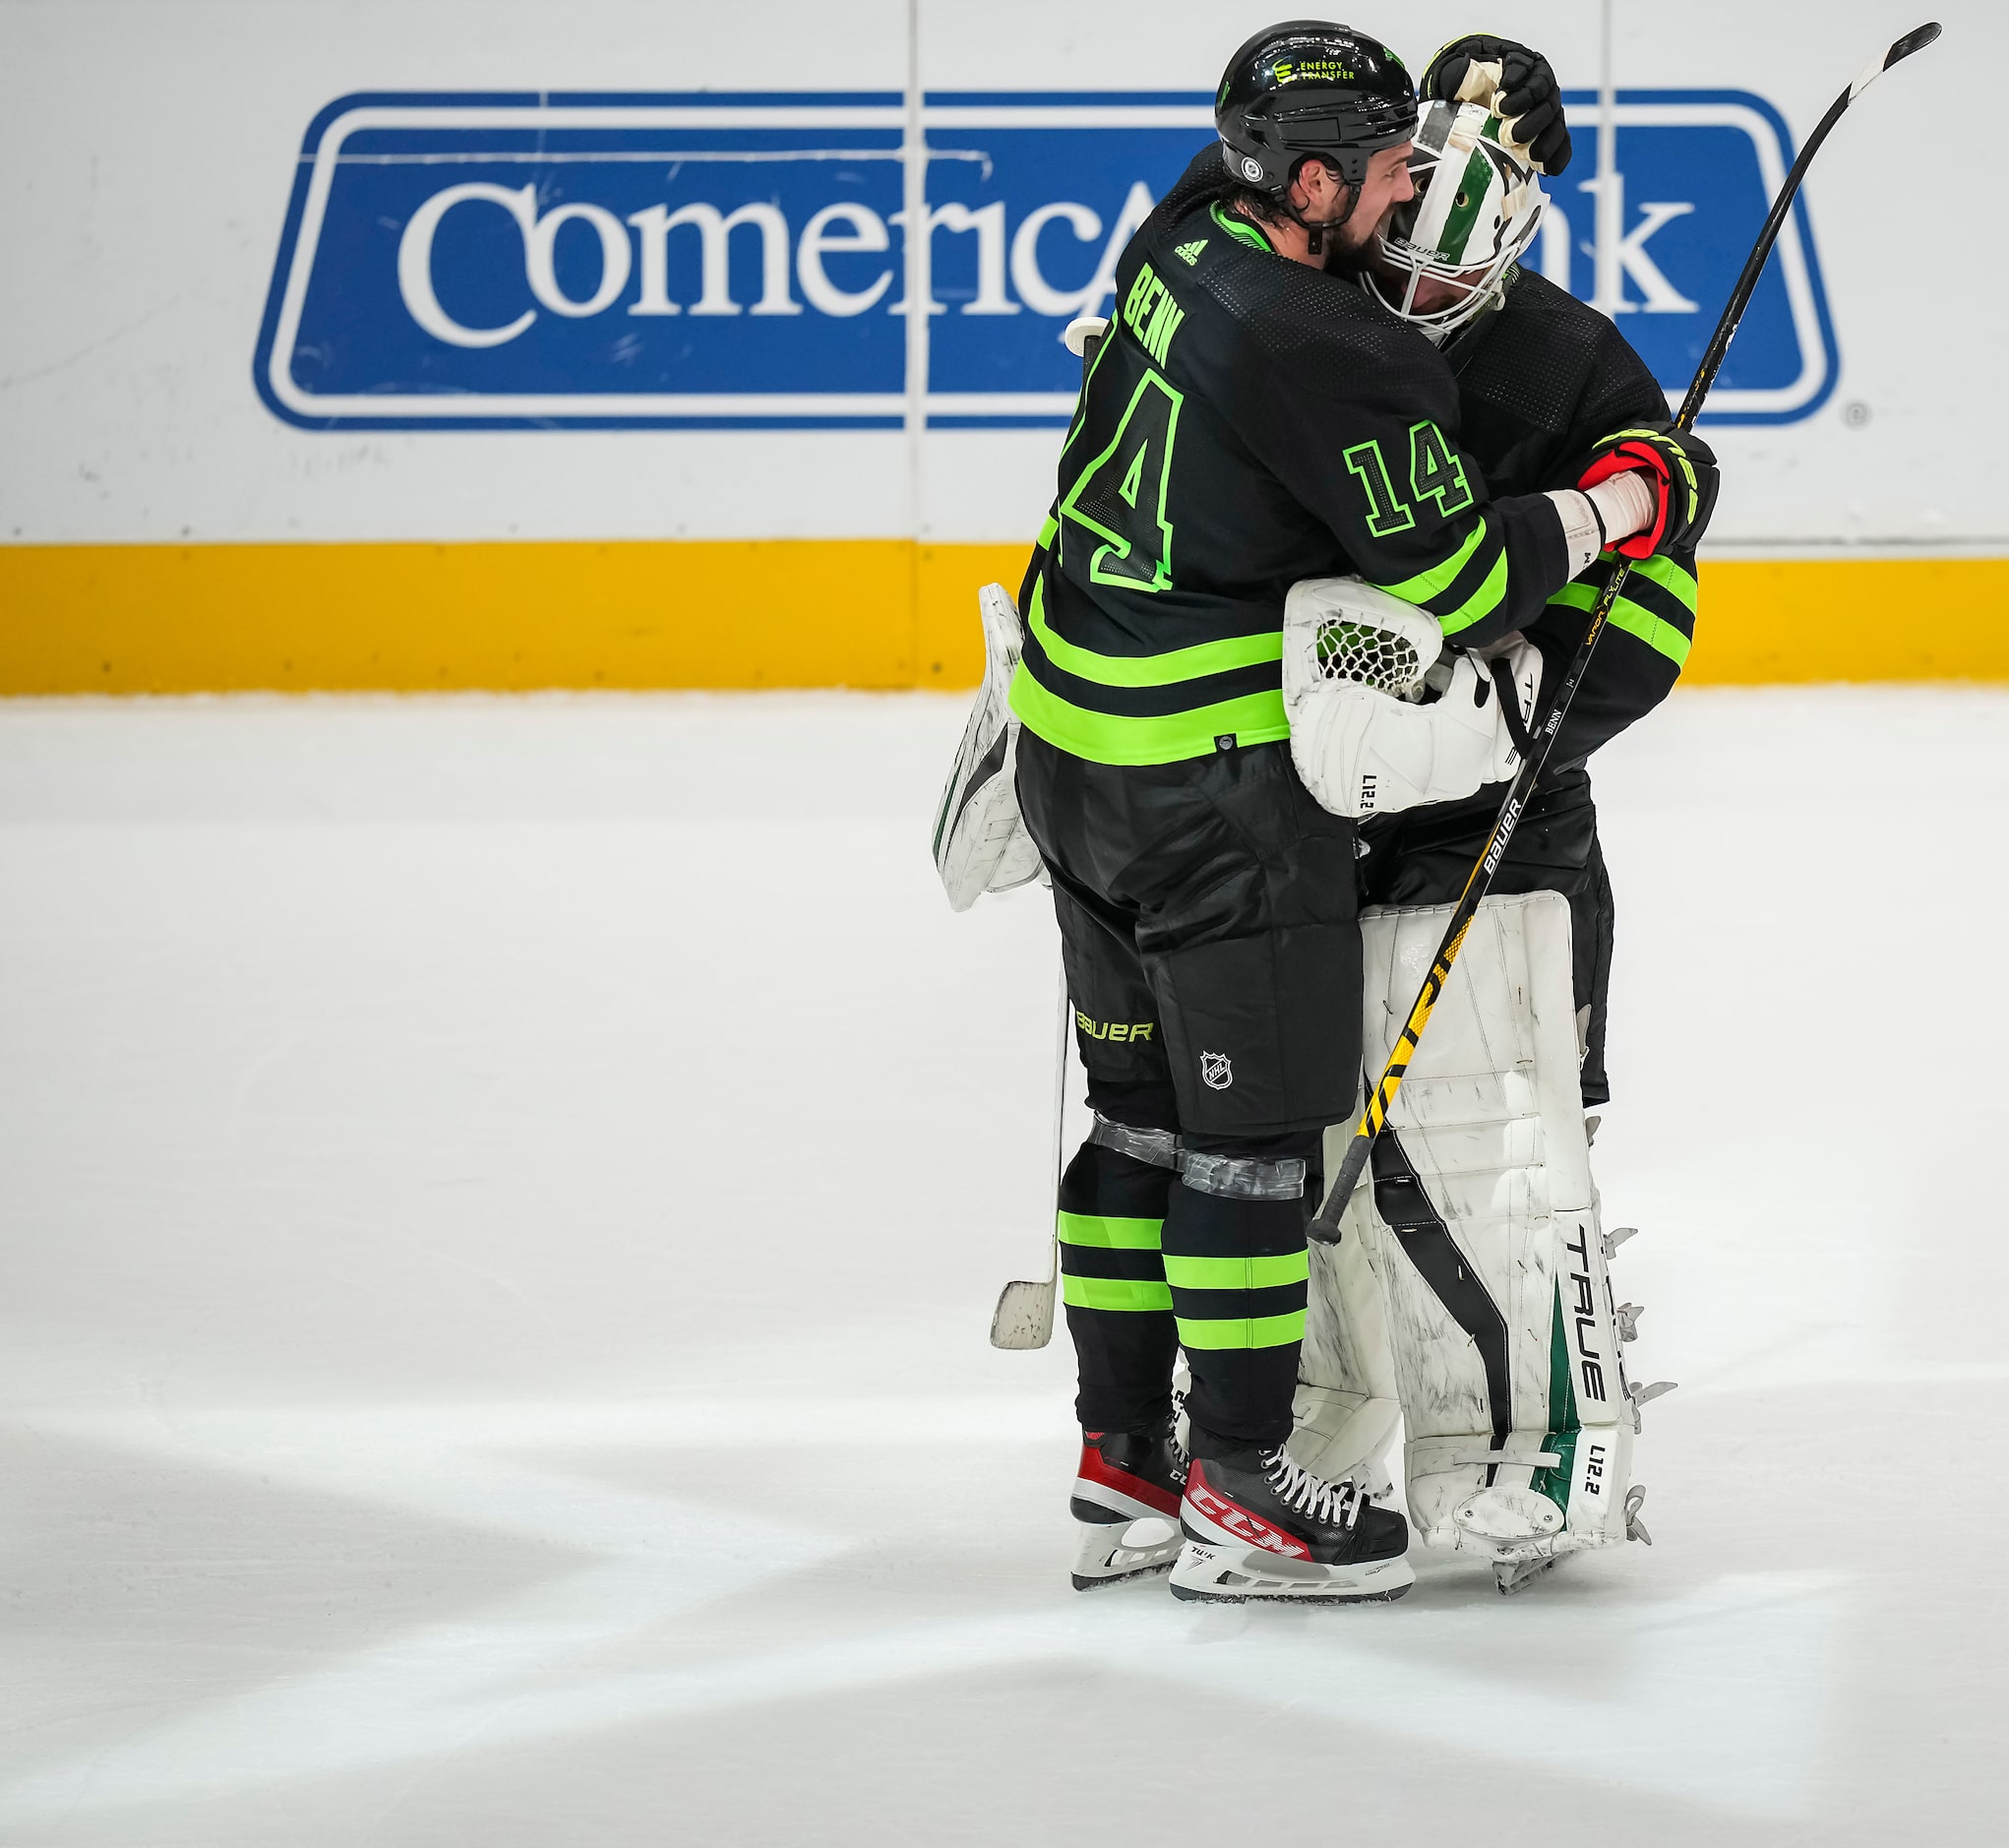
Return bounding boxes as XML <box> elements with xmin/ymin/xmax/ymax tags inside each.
<box><xmin>988</xmin><ymin>968</ymin><xmax>1070</xmax><ymax>1349</ymax></box>
<box><xmin>1308</xmin><ymin>19</ymin><xmax>1944</xmax><ymax>1243</ymax></box>
<box><xmin>990</xmin><ymin>318</ymin><xmax>1110</xmax><ymax>1351</ymax></box>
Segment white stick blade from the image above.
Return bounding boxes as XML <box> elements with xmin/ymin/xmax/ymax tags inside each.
<box><xmin>989</xmin><ymin>1278</ymin><xmax>1056</xmax><ymax>1349</ymax></box>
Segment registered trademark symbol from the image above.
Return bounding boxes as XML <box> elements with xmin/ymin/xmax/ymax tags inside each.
<box><xmin>1843</xmin><ymin>401</ymin><xmax>1871</xmax><ymax>428</ymax></box>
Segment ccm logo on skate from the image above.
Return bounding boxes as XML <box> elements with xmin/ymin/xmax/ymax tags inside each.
<box><xmin>1187</xmin><ymin>1475</ymin><xmax>1309</xmax><ymax>1558</ymax></box>
<box><xmin>1075</xmin><ymin>1012</ymin><xmax>1155</xmax><ymax>1043</ymax></box>
<box><xmin>257</xmin><ymin>89</ymin><xmax>1836</xmax><ymax>430</ymax></box>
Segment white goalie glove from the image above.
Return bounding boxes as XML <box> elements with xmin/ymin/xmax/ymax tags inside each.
<box><xmin>931</xmin><ymin>583</ymin><xmax>1045</xmax><ymax>912</ymax></box>
<box><xmin>1282</xmin><ymin>576</ymin><xmax>1541</xmax><ymax>821</ymax></box>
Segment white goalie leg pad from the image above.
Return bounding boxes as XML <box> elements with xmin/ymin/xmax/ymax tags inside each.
<box><xmin>1293</xmin><ymin>1211</ymin><xmax>1403</xmax><ymax>1501</ymax></box>
<box><xmin>931</xmin><ymin>583</ymin><xmax>1045</xmax><ymax>912</ymax></box>
<box><xmin>1332</xmin><ymin>892</ymin><xmax>1652</xmax><ymax>1567</ymax></box>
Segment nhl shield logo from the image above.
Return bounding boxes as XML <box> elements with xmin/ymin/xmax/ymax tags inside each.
<box><xmin>1199</xmin><ymin>1051</ymin><xmax>1234</xmax><ymax>1091</ymax></box>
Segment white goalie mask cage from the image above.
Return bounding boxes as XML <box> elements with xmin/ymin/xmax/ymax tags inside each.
<box><xmin>1368</xmin><ymin>99</ymin><xmax>1546</xmax><ymax>342</ymax></box>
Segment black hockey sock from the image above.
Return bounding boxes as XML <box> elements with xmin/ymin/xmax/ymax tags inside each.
<box><xmin>1162</xmin><ymin>1132</ymin><xmax>1315</xmax><ymax>1457</ymax></box>
<box><xmin>1060</xmin><ymin>1137</ymin><xmax>1178</xmax><ymax>1433</ymax></box>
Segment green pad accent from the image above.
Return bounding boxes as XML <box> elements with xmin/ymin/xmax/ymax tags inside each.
<box><xmin>1530</xmin><ymin>1282</ymin><xmax>1582</xmax><ymax>1511</ymax></box>
<box><xmin>1162</xmin><ymin>1251</ymin><xmax>1309</xmax><ymax>1291</ymax></box>
<box><xmin>1064</xmin><ymin>1274</ymin><xmax>1175</xmax><ymax>1314</ymax></box>
<box><xmin>1057</xmin><ymin>1211</ymin><xmax>1165</xmax><ymax>1251</ymax></box>
<box><xmin>1176</xmin><ymin>1309</ymin><xmax>1308</xmax><ymax>1350</ymax></box>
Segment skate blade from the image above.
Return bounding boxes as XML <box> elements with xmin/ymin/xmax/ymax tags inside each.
<box><xmin>1071</xmin><ymin>1515</ymin><xmax>1181</xmax><ymax>1590</ymax></box>
<box><xmin>1168</xmin><ymin>1540</ymin><xmax>1415</xmax><ymax>1605</ymax></box>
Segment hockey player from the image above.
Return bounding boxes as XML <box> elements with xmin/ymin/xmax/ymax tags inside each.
<box><xmin>1353</xmin><ymin>99</ymin><xmax>1705</xmax><ymax>1103</ymax></box>
<box><xmin>1279</xmin><ymin>94</ymin><xmax>1713</xmax><ymax>1593</ymax></box>
<box><xmin>991</xmin><ymin>24</ymin><xmax>1716</xmax><ymax>1605</ymax></box>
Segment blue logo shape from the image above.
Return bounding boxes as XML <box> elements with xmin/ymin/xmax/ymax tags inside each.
<box><xmin>255</xmin><ymin>88</ymin><xmax>1837</xmax><ymax>432</ymax></box>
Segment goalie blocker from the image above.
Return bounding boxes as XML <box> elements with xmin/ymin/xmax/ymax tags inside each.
<box><xmin>1296</xmin><ymin>892</ymin><xmax>1671</xmax><ymax>1588</ymax></box>
<box><xmin>931</xmin><ymin>585</ymin><xmax>1045</xmax><ymax>911</ymax></box>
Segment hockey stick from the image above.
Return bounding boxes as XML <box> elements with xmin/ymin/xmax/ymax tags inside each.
<box><xmin>1308</xmin><ymin>20</ymin><xmax>1943</xmax><ymax>1246</ymax></box>
<box><xmin>990</xmin><ymin>318</ymin><xmax>1112</xmax><ymax>1350</ymax></box>
<box><xmin>989</xmin><ymin>965</ymin><xmax>1071</xmax><ymax>1348</ymax></box>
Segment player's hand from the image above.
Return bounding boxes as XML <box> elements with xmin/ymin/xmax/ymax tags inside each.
<box><xmin>1575</xmin><ymin>423</ymin><xmax>1721</xmax><ymax>560</ymax></box>
<box><xmin>1421</xmin><ymin>35</ymin><xmax>1573</xmax><ymax>174</ymax></box>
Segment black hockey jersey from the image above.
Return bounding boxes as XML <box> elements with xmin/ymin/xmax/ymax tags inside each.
<box><xmin>1445</xmin><ymin>267</ymin><xmax>1699</xmax><ymax>770</ymax></box>
<box><xmin>1009</xmin><ymin>162</ymin><xmax>1576</xmax><ymax>768</ymax></box>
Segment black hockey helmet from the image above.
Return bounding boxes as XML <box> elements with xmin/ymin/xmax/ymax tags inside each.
<box><xmin>1215</xmin><ymin>22</ymin><xmax>1419</xmax><ymax>196</ymax></box>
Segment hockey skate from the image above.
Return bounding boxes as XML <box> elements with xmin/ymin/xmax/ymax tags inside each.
<box><xmin>1070</xmin><ymin>1419</ymin><xmax>1187</xmax><ymax>1590</ymax></box>
<box><xmin>1170</xmin><ymin>1446</ymin><xmax>1414</xmax><ymax>1604</ymax></box>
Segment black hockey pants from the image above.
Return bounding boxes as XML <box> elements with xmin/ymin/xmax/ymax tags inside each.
<box><xmin>1015</xmin><ymin>732</ymin><xmax>1361</xmax><ymax>1456</ymax></box>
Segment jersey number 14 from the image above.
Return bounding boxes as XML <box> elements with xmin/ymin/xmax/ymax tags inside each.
<box><xmin>1059</xmin><ymin>372</ymin><xmax>1185</xmax><ymax>593</ymax></box>
<box><xmin>1345</xmin><ymin>422</ymin><xmax>1475</xmax><ymax>537</ymax></box>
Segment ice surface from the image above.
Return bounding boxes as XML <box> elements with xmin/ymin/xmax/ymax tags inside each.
<box><xmin>3</xmin><ymin>688</ymin><xmax>2006</xmax><ymax>1844</ymax></box>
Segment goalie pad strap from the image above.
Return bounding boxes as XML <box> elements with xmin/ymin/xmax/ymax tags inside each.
<box><xmin>1370</xmin><ymin>1131</ymin><xmax>1511</xmax><ymax>1476</ymax></box>
<box><xmin>1487</xmin><ymin>654</ymin><xmax>1542</xmax><ymax>759</ymax></box>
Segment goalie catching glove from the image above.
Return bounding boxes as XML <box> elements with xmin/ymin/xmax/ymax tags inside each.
<box><xmin>931</xmin><ymin>583</ymin><xmax>1045</xmax><ymax>911</ymax></box>
<box><xmin>1282</xmin><ymin>577</ymin><xmax>1541</xmax><ymax>821</ymax></box>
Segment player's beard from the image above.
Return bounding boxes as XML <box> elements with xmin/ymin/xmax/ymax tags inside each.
<box><xmin>1318</xmin><ymin>209</ymin><xmax>1382</xmax><ymax>281</ymax></box>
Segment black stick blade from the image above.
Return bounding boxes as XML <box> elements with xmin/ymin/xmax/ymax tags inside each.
<box><xmin>1888</xmin><ymin>23</ymin><xmax>1942</xmax><ymax>66</ymax></box>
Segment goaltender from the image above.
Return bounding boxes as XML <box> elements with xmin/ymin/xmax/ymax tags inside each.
<box><xmin>999</xmin><ymin>23</ymin><xmax>1716</xmax><ymax>1604</ymax></box>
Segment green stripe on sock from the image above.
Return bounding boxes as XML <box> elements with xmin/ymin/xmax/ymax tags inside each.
<box><xmin>1064</xmin><ymin>1274</ymin><xmax>1175</xmax><ymax>1313</ymax></box>
<box><xmin>1175</xmin><ymin>1309</ymin><xmax>1307</xmax><ymax>1350</ymax></box>
<box><xmin>1057</xmin><ymin>1212</ymin><xmax>1164</xmax><ymax>1251</ymax></box>
<box><xmin>1161</xmin><ymin>1251</ymin><xmax>1309</xmax><ymax>1290</ymax></box>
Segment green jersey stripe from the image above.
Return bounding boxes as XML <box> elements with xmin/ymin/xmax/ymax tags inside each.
<box><xmin>1057</xmin><ymin>1211</ymin><xmax>1165</xmax><ymax>1251</ymax></box>
<box><xmin>1175</xmin><ymin>1309</ymin><xmax>1308</xmax><ymax>1350</ymax></box>
<box><xmin>1063</xmin><ymin>1274</ymin><xmax>1175</xmax><ymax>1314</ymax></box>
<box><xmin>1162</xmin><ymin>1250</ymin><xmax>1310</xmax><ymax>1291</ymax></box>
<box><xmin>1027</xmin><ymin>577</ymin><xmax>1283</xmax><ymax>689</ymax></box>
<box><xmin>1009</xmin><ymin>663</ymin><xmax>1291</xmax><ymax>766</ymax></box>
<box><xmin>1371</xmin><ymin>516</ymin><xmax>1492</xmax><ymax>604</ymax></box>
<box><xmin>1550</xmin><ymin>580</ymin><xmax>1692</xmax><ymax>667</ymax></box>
<box><xmin>1628</xmin><ymin>551</ymin><xmax>1699</xmax><ymax>613</ymax></box>
<box><xmin>1433</xmin><ymin>541</ymin><xmax>1511</xmax><ymax>637</ymax></box>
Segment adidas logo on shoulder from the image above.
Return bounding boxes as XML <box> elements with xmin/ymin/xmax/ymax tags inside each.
<box><xmin>1174</xmin><ymin>239</ymin><xmax>1208</xmax><ymax>267</ymax></box>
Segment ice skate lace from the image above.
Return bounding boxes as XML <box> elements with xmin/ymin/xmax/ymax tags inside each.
<box><xmin>1261</xmin><ymin>1448</ymin><xmax>1364</xmax><ymax>1529</ymax></box>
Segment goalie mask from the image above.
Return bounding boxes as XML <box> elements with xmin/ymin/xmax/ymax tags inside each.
<box><xmin>1367</xmin><ymin>98</ymin><xmax>1545</xmax><ymax>342</ymax></box>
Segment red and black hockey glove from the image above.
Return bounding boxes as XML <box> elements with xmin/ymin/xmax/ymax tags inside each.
<box><xmin>1421</xmin><ymin>35</ymin><xmax>1572</xmax><ymax>173</ymax></box>
<box><xmin>1576</xmin><ymin>422</ymin><xmax>1721</xmax><ymax>560</ymax></box>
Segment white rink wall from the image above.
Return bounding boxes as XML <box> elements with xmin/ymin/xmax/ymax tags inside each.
<box><xmin>1</xmin><ymin>0</ymin><xmax>1997</xmax><ymax>551</ymax></box>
